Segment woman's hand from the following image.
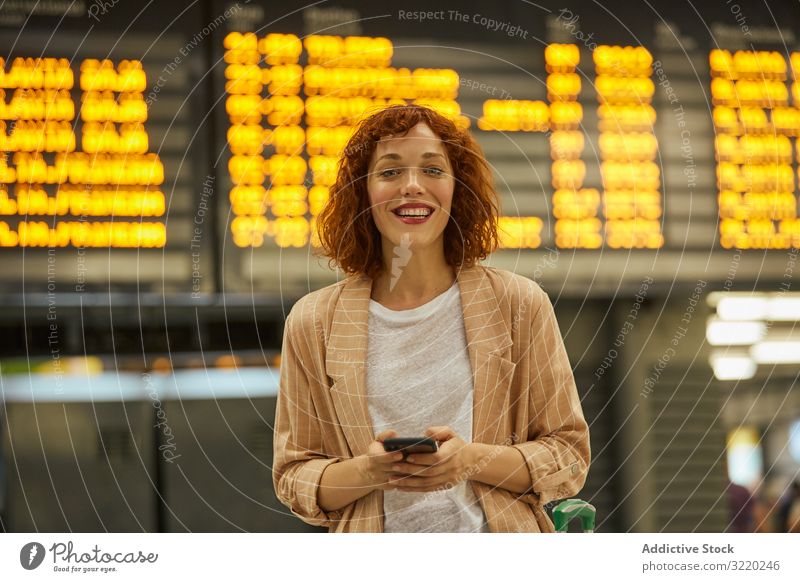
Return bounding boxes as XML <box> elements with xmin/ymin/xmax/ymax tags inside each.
<box><xmin>388</xmin><ymin>426</ymin><xmax>474</xmax><ymax>492</ymax></box>
<box><xmin>359</xmin><ymin>429</ymin><xmax>405</xmax><ymax>490</ymax></box>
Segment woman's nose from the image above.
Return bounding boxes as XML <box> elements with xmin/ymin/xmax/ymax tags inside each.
<box><xmin>401</xmin><ymin>168</ymin><xmax>423</xmax><ymax>195</ymax></box>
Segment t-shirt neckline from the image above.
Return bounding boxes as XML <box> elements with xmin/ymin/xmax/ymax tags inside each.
<box><xmin>369</xmin><ymin>281</ymin><xmax>459</xmax><ymax>322</ymax></box>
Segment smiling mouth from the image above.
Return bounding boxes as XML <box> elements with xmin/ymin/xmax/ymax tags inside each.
<box><xmin>392</xmin><ymin>207</ymin><xmax>433</xmax><ymax>218</ymax></box>
<box><xmin>391</xmin><ymin>207</ymin><xmax>434</xmax><ymax>224</ymax></box>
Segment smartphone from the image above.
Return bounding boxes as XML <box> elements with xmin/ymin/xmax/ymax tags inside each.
<box><xmin>382</xmin><ymin>437</ymin><xmax>438</xmax><ymax>455</ymax></box>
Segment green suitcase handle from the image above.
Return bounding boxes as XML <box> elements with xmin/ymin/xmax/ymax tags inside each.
<box><xmin>552</xmin><ymin>499</ymin><xmax>596</xmax><ymax>532</ymax></box>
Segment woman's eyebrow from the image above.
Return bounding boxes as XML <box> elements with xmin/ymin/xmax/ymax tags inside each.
<box><xmin>373</xmin><ymin>151</ymin><xmax>447</xmax><ymax>164</ymax></box>
<box><xmin>375</xmin><ymin>153</ymin><xmax>402</xmax><ymax>162</ymax></box>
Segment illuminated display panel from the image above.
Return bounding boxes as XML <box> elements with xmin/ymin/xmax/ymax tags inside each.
<box><xmin>594</xmin><ymin>45</ymin><xmax>663</xmax><ymax>250</ymax></box>
<box><xmin>223</xmin><ymin>33</ymin><xmax>670</xmax><ymax>251</ymax></box>
<box><xmin>223</xmin><ymin>32</ymin><xmax>544</xmax><ymax>250</ymax></box>
<box><xmin>546</xmin><ymin>43</ymin><xmax>597</xmax><ymax>249</ymax></box>
<box><xmin>0</xmin><ymin>57</ymin><xmax>165</xmax><ymax>248</ymax></box>
<box><xmin>481</xmin><ymin>43</ymin><xmax>663</xmax><ymax>249</ymax></box>
<box><xmin>222</xmin><ymin>33</ymin><xmax>543</xmax><ymax>249</ymax></box>
<box><xmin>10</xmin><ymin>40</ymin><xmax>799</xmax><ymax>256</ymax></box>
<box><xmin>3</xmin><ymin>0</ymin><xmax>800</xmax><ymax>301</ymax></box>
<box><xmin>711</xmin><ymin>49</ymin><xmax>800</xmax><ymax>249</ymax></box>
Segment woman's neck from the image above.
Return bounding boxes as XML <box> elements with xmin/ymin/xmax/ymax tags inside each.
<box><xmin>370</xmin><ymin>255</ymin><xmax>455</xmax><ymax>310</ymax></box>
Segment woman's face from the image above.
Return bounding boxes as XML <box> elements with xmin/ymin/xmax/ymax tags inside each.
<box><xmin>366</xmin><ymin>122</ymin><xmax>455</xmax><ymax>254</ymax></box>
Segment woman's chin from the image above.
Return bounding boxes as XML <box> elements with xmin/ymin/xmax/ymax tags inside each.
<box><xmin>385</xmin><ymin>231</ymin><xmax>440</xmax><ymax>250</ymax></box>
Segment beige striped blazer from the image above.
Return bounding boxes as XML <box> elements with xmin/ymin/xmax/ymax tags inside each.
<box><xmin>272</xmin><ymin>264</ymin><xmax>590</xmax><ymax>532</ymax></box>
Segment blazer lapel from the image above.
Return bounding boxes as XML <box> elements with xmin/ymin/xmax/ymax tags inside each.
<box><xmin>326</xmin><ymin>273</ymin><xmax>375</xmax><ymax>457</ymax></box>
<box><xmin>456</xmin><ymin>266</ymin><xmax>516</xmax><ymax>444</ymax></box>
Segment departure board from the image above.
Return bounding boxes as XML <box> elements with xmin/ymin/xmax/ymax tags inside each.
<box><xmin>0</xmin><ymin>1</ymin><xmax>213</xmax><ymax>293</ymax></box>
<box><xmin>221</xmin><ymin>32</ymin><xmax>509</xmax><ymax>249</ymax></box>
<box><xmin>5</xmin><ymin>0</ymin><xmax>800</xmax><ymax>293</ymax></box>
<box><xmin>710</xmin><ymin>49</ymin><xmax>800</xmax><ymax>249</ymax></box>
<box><xmin>220</xmin><ymin>33</ymin><xmax>668</xmax><ymax>251</ymax></box>
<box><xmin>0</xmin><ymin>57</ymin><xmax>166</xmax><ymax>248</ymax></box>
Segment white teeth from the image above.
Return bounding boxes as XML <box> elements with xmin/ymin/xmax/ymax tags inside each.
<box><xmin>395</xmin><ymin>208</ymin><xmax>432</xmax><ymax>217</ymax></box>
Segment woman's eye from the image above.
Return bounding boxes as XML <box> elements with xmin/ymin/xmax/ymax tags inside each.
<box><xmin>377</xmin><ymin>167</ymin><xmax>444</xmax><ymax>178</ymax></box>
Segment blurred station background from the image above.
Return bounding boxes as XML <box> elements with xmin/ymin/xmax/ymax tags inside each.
<box><xmin>1</xmin><ymin>0</ymin><xmax>800</xmax><ymax>533</ymax></box>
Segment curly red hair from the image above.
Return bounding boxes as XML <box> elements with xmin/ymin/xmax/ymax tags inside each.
<box><xmin>314</xmin><ymin>105</ymin><xmax>500</xmax><ymax>279</ymax></box>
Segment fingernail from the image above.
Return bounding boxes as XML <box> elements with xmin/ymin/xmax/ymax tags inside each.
<box><xmin>406</xmin><ymin>456</ymin><xmax>414</xmax><ymax>463</ymax></box>
<box><xmin>392</xmin><ymin>465</ymin><xmax>401</xmax><ymax>471</ymax></box>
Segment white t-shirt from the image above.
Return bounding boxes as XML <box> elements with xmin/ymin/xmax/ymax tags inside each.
<box><xmin>366</xmin><ymin>281</ymin><xmax>488</xmax><ymax>532</ymax></box>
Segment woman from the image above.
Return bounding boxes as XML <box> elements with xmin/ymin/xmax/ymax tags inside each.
<box><xmin>273</xmin><ymin>104</ymin><xmax>590</xmax><ymax>532</ymax></box>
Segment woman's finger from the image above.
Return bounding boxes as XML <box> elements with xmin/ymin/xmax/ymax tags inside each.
<box><xmin>378</xmin><ymin>451</ymin><xmax>404</xmax><ymax>464</ymax></box>
<box><xmin>375</xmin><ymin>429</ymin><xmax>398</xmax><ymax>442</ymax></box>
<box><xmin>404</xmin><ymin>452</ymin><xmax>442</xmax><ymax>465</ymax></box>
<box><xmin>389</xmin><ymin>462</ymin><xmax>424</xmax><ymax>475</ymax></box>
<box><xmin>390</xmin><ymin>463</ymin><xmax>431</xmax><ymax>477</ymax></box>
<box><xmin>425</xmin><ymin>425</ymin><xmax>456</xmax><ymax>441</ymax></box>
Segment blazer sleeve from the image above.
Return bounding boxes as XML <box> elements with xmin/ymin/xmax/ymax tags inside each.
<box><xmin>272</xmin><ymin>308</ymin><xmax>343</xmax><ymax>527</ymax></box>
<box><xmin>512</xmin><ymin>286</ymin><xmax>591</xmax><ymax>507</ymax></box>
